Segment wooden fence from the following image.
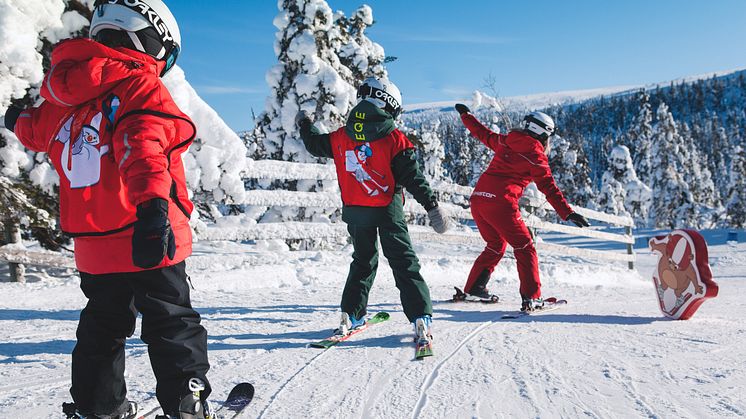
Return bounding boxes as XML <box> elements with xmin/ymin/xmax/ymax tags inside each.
<box><xmin>1</xmin><ymin>159</ymin><xmax>635</xmax><ymax>281</ymax></box>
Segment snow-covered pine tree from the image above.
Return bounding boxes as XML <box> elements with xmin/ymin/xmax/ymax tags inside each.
<box><xmin>705</xmin><ymin>114</ymin><xmax>731</xmax><ymax>193</ymax></box>
<box><xmin>726</xmin><ymin>145</ymin><xmax>746</xmax><ymax>227</ymax></box>
<box><xmin>678</xmin><ymin>122</ymin><xmax>722</xmax><ymax>227</ymax></box>
<box><xmin>649</xmin><ymin>103</ymin><xmax>696</xmax><ymax>228</ymax></box>
<box><xmin>628</xmin><ymin>91</ymin><xmax>654</xmax><ymax>185</ymax></box>
<box><xmin>336</xmin><ymin>5</ymin><xmax>387</xmax><ymax>83</ymax></box>
<box><xmin>547</xmin><ymin>134</ymin><xmax>594</xmax><ymax>209</ymax></box>
<box><xmin>406</xmin><ymin>120</ymin><xmax>445</xmax><ymax>183</ymax></box>
<box><xmin>251</xmin><ymin>0</ymin><xmax>391</xmax><ymax>163</ymax></box>
<box><xmin>1</xmin><ymin>0</ymin><xmax>94</xmax><ymax>250</ymax></box>
<box><xmin>598</xmin><ymin>145</ymin><xmax>651</xmax><ymax>224</ymax></box>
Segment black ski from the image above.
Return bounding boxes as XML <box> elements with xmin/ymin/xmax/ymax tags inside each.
<box><xmin>211</xmin><ymin>382</ymin><xmax>255</xmax><ymax>418</ymax></box>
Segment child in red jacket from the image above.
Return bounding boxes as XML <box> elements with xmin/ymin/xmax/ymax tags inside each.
<box><xmin>4</xmin><ymin>1</ymin><xmax>212</xmax><ymax>418</ymax></box>
<box><xmin>453</xmin><ymin>104</ymin><xmax>589</xmax><ymax>311</ymax></box>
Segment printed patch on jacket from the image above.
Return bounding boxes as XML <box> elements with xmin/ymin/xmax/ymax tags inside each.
<box><xmin>56</xmin><ymin>112</ymin><xmax>109</xmax><ymax>189</ymax></box>
<box><xmin>344</xmin><ymin>142</ymin><xmax>389</xmax><ymax>197</ymax></box>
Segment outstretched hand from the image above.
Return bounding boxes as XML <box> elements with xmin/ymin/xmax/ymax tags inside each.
<box><xmin>454</xmin><ymin>103</ymin><xmax>471</xmax><ymax>115</ymax></box>
<box><xmin>567</xmin><ymin>212</ymin><xmax>590</xmax><ymax>228</ymax></box>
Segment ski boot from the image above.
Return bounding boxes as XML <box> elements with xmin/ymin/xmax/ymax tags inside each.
<box><xmin>413</xmin><ymin>315</ymin><xmax>433</xmax><ymax>342</ymax></box>
<box><xmin>413</xmin><ymin>315</ymin><xmax>434</xmax><ymax>358</ymax></box>
<box><xmin>465</xmin><ymin>286</ymin><xmax>499</xmax><ymax>303</ymax></box>
<box><xmin>63</xmin><ymin>400</ymin><xmax>138</xmax><ymax>419</ymax></box>
<box><xmin>155</xmin><ymin>378</ymin><xmax>214</xmax><ymax>419</ymax></box>
<box><xmin>335</xmin><ymin>312</ymin><xmax>366</xmax><ymax>336</ymax></box>
<box><xmin>521</xmin><ymin>297</ymin><xmax>545</xmax><ymax>312</ymax></box>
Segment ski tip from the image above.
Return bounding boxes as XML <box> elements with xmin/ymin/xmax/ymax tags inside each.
<box><xmin>452</xmin><ymin>286</ymin><xmax>466</xmax><ymax>302</ymax></box>
<box><xmin>224</xmin><ymin>382</ymin><xmax>255</xmax><ymax>412</ymax></box>
<box><xmin>372</xmin><ymin>312</ymin><xmax>391</xmax><ymax>320</ymax></box>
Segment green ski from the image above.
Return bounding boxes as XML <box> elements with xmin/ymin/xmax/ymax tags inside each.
<box><xmin>310</xmin><ymin>312</ymin><xmax>391</xmax><ymax>349</ymax></box>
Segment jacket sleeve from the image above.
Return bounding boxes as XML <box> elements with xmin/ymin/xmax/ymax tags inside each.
<box><xmin>461</xmin><ymin>113</ymin><xmax>506</xmax><ymax>151</ymax></box>
<box><xmin>391</xmin><ymin>149</ymin><xmax>438</xmax><ymax>211</ymax></box>
<box><xmin>527</xmin><ymin>152</ymin><xmax>574</xmax><ymax>220</ymax></box>
<box><xmin>12</xmin><ymin>103</ymin><xmax>53</xmax><ymax>153</ymax></box>
<box><xmin>299</xmin><ymin>122</ymin><xmax>333</xmax><ymax>158</ymax></box>
<box><xmin>112</xmin><ymin>113</ymin><xmax>176</xmax><ymax>206</ymax></box>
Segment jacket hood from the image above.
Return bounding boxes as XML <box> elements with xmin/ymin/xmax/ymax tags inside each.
<box><xmin>42</xmin><ymin>38</ymin><xmax>165</xmax><ymax>108</ymax></box>
<box><xmin>345</xmin><ymin>100</ymin><xmax>396</xmax><ymax>142</ymax></box>
<box><xmin>506</xmin><ymin>129</ymin><xmax>546</xmax><ymax>154</ymax></box>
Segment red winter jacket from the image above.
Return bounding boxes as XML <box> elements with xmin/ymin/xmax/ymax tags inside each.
<box><xmin>329</xmin><ymin>127</ymin><xmax>413</xmax><ymax>207</ymax></box>
<box><xmin>14</xmin><ymin>38</ymin><xmax>195</xmax><ymax>274</ymax></box>
<box><xmin>461</xmin><ymin>113</ymin><xmax>573</xmax><ymax>219</ymax></box>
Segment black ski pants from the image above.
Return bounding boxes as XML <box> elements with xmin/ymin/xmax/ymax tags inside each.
<box><xmin>70</xmin><ymin>262</ymin><xmax>211</xmax><ymax>415</ymax></box>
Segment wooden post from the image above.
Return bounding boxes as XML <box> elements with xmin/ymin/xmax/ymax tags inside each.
<box><xmin>3</xmin><ymin>219</ymin><xmax>25</xmax><ymax>283</ymax></box>
<box><xmin>625</xmin><ymin>226</ymin><xmax>634</xmax><ymax>270</ymax></box>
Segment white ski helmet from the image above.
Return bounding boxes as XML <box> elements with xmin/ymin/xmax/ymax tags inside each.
<box><xmin>90</xmin><ymin>0</ymin><xmax>181</xmax><ymax>76</ymax></box>
<box><xmin>522</xmin><ymin>111</ymin><xmax>556</xmax><ymax>142</ymax></box>
<box><xmin>357</xmin><ymin>77</ymin><xmax>403</xmax><ymax>118</ymax></box>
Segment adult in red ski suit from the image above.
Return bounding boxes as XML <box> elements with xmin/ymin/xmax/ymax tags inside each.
<box><xmin>454</xmin><ymin>104</ymin><xmax>589</xmax><ymax>307</ymax></box>
<box><xmin>4</xmin><ymin>2</ymin><xmax>212</xmax><ymax>416</ymax></box>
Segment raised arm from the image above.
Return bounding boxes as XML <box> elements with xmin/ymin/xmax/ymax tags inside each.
<box><xmin>455</xmin><ymin>104</ymin><xmax>505</xmax><ymax>151</ymax></box>
<box><xmin>296</xmin><ymin>112</ymin><xmax>333</xmax><ymax>158</ymax></box>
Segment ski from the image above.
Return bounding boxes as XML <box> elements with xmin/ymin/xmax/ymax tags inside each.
<box><xmin>415</xmin><ymin>337</ymin><xmax>433</xmax><ymax>359</ymax></box>
<box><xmin>501</xmin><ymin>297</ymin><xmax>567</xmax><ymax>319</ymax></box>
<box><xmin>309</xmin><ymin>312</ymin><xmax>390</xmax><ymax>349</ymax></box>
<box><xmin>449</xmin><ymin>287</ymin><xmax>499</xmax><ymax>304</ymax></box>
<box><xmin>210</xmin><ymin>382</ymin><xmax>255</xmax><ymax>419</ymax></box>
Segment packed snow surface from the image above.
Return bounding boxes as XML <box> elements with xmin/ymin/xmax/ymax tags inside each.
<box><xmin>1</xmin><ymin>232</ymin><xmax>744</xmax><ymax>418</ymax></box>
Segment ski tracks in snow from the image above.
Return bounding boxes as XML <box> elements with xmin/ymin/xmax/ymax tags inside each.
<box><xmin>410</xmin><ymin>318</ymin><xmax>497</xmax><ymax>419</ymax></box>
<box><xmin>256</xmin><ymin>348</ymin><xmax>328</xmax><ymax>419</ymax></box>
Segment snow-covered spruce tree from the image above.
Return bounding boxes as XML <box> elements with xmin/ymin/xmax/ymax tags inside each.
<box><xmin>251</xmin><ymin>0</ymin><xmax>358</xmax><ymax>163</ymax></box>
<box><xmin>628</xmin><ymin>90</ymin><xmax>654</xmax><ymax>185</ymax></box>
<box><xmin>404</xmin><ymin>121</ymin><xmax>446</xmax><ymax>185</ymax></box>
<box><xmin>598</xmin><ymin>145</ymin><xmax>651</xmax><ymax>224</ymax></box>
<box><xmin>335</xmin><ymin>5</ymin><xmax>387</xmax><ymax>83</ymax></box>
<box><xmin>678</xmin><ymin>122</ymin><xmax>722</xmax><ymax>227</ymax></box>
<box><xmin>726</xmin><ymin>145</ymin><xmax>746</xmax><ymax>227</ymax></box>
<box><xmin>649</xmin><ymin>103</ymin><xmax>696</xmax><ymax>228</ymax></box>
<box><xmin>704</xmin><ymin>114</ymin><xmax>731</xmax><ymax>193</ymax></box>
<box><xmin>547</xmin><ymin>134</ymin><xmax>594</xmax><ymax>209</ymax></box>
<box><xmin>0</xmin><ymin>0</ymin><xmax>93</xmax><ymax>249</ymax></box>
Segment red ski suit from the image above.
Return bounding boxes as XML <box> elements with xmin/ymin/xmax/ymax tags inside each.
<box><xmin>461</xmin><ymin>113</ymin><xmax>573</xmax><ymax>299</ymax></box>
<box><xmin>14</xmin><ymin>39</ymin><xmax>195</xmax><ymax>274</ymax></box>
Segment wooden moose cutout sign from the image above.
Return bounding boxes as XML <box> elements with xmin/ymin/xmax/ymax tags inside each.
<box><xmin>649</xmin><ymin>230</ymin><xmax>718</xmax><ymax>320</ymax></box>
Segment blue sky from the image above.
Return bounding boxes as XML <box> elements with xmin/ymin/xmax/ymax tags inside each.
<box><xmin>169</xmin><ymin>1</ymin><xmax>746</xmax><ymax>131</ymax></box>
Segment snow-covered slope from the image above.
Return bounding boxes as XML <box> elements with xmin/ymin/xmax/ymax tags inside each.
<box><xmin>1</xmin><ymin>231</ymin><xmax>744</xmax><ymax>418</ymax></box>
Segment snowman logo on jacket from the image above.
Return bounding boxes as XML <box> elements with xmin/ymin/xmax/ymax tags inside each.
<box><xmin>345</xmin><ymin>143</ymin><xmax>389</xmax><ymax>196</ymax></box>
<box><xmin>56</xmin><ymin>112</ymin><xmax>109</xmax><ymax>188</ymax></box>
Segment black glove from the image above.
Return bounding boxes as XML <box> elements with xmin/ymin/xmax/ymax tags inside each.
<box><xmin>295</xmin><ymin>110</ymin><xmax>312</xmax><ymax>129</ymax></box>
<box><xmin>454</xmin><ymin>103</ymin><xmax>471</xmax><ymax>115</ymax></box>
<box><xmin>567</xmin><ymin>212</ymin><xmax>590</xmax><ymax>228</ymax></box>
<box><xmin>3</xmin><ymin>105</ymin><xmax>24</xmax><ymax>133</ymax></box>
<box><xmin>132</xmin><ymin>198</ymin><xmax>176</xmax><ymax>269</ymax></box>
